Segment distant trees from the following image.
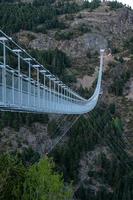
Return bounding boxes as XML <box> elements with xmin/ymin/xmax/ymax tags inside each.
<box><xmin>0</xmin><ymin>0</ymin><xmax>127</xmax><ymax>35</ymax></box>
<box><xmin>51</xmin><ymin>104</ymin><xmax>133</xmax><ymax>200</ymax></box>
<box><xmin>0</xmin><ymin>153</ymin><xmax>73</xmax><ymax>200</ymax></box>
<box><xmin>0</xmin><ymin>153</ymin><xmax>26</xmax><ymax>200</ymax></box>
<box><xmin>112</xmin><ymin>117</ymin><xmax>123</xmax><ymax>136</ymax></box>
<box><xmin>107</xmin><ymin>1</ymin><xmax>123</xmax><ymax>10</ymax></box>
<box><xmin>0</xmin><ymin>2</ymin><xmax>63</xmax><ymax>34</ymax></box>
<box><xmin>55</xmin><ymin>31</ymin><xmax>74</xmax><ymax>40</ymax></box>
<box><xmin>18</xmin><ymin>147</ymin><xmax>40</xmax><ymax>166</ymax></box>
<box><xmin>48</xmin><ymin>119</ymin><xmax>58</xmax><ymax>138</ymax></box>
<box><xmin>124</xmin><ymin>37</ymin><xmax>133</xmax><ymax>54</ymax></box>
<box><xmin>52</xmin><ymin>105</ymin><xmax>111</xmax><ymax>182</ymax></box>
<box><xmin>112</xmin><ymin>172</ymin><xmax>133</xmax><ymax>200</ymax></box>
<box><xmin>0</xmin><ymin>0</ymin><xmax>16</xmax><ymax>2</ymax></box>
<box><xmin>33</xmin><ymin>0</ymin><xmax>55</xmax><ymax>6</ymax></box>
<box><xmin>82</xmin><ymin>0</ymin><xmax>101</xmax><ymax>11</ymax></box>
<box><xmin>0</xmin><ymin>0</ymin><xmax>102</xmax><ymax>34</ymax></box>
<box><xmin>55</xmin><ymin>24</ymin><xmax>92</xmax><ymax>41</ymax></box>
<box><xmin>109</xmin><ymin>69</ymin><xmax>131</xmax><ymax>96</ymax></box>
<box><xmin>0</xmin><ymin>112</ymin><xmax>49</xmax><ymax>130</ymax></box>
<box><xmin>30</xmin><ymin>49</ymin><xmax>71</xmax><ymax>78</ymax></box>
<box><xmin>56</xmin><ymin>1</ymin><xmax>80</xmax><ymax>15</ymax></box>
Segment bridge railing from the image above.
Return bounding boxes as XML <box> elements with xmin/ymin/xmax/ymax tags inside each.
<box><xmin>0</xmin><ymin>30</ymin><xmax>86</xmax><ymax>101</ymax></box>
<box><xmin>0</xmin><ymin>30</ymin><xmax>104</xmax><ymax>114</ymax></box>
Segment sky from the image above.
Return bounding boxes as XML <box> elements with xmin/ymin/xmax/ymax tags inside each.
<box><xmin>111</xmin><ymin>0</ymin><xmax>133</xmax><ymax>8</ymax></box>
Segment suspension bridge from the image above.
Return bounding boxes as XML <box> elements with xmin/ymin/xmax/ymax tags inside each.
<box><xmin>0</xmin><ymin>30</ymin><xmax>104</xmax><ymax>115</ymax></box>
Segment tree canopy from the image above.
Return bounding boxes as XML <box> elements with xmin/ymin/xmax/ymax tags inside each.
<box><xmin>0</xmin><ymin>153</ymin><xmax>73</xmax><ymax>200</ymax></box>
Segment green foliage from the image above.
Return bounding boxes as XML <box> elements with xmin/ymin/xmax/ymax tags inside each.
<box><xmin>82</xmin><ymin>0</ymin><xmax>101</xmax><ymax>11</ymax></box>
<box><xmin>23</xmin><ymin>158</ymin><xmax>73</xmax><ymax>200</ymax></box>
<box><xmin>52</xmin><ymin>105</ymin><xmax>112</xmax><ymax>182</ymax></box>
<box><xmin>30</xmin><ymin>49</ymin><xmax>71</xmax><ymax>78</ymax></box>
<box><xmin>48</xmin><ymin>119</ymin><xmax>58</xmax><ymax>138</ymax></box>
<box><xmin>51</xmin><ymin>104</ymin><xmax>133</xmax><ymax>200</ymax></box>
<box><xmin>55</xmin><ymin>24</ymin><xmax>92</xmax><ymax>41</ymax></box>
<box><xmin>112</xmin><ymin>117</ymin><xmax>123</xmax><ymax>136</ymax></box>
<box><xmin>108</xmin><ymin>1</ymin><xmax>123</xmax><ymax>10</ymax></box>
<box><xmin>0</xmin><ymin>153</ymin><xmax>26</xmax><ymax>200</ymax></box>
<box><xmin>0</xmin><ymin>0</ymin><xmax>102</xmax><ymax>34</ymax></box>
<box><xmin>62</xmin><ymin>73</ymin><xmax>76</xmax><ymax>84</ymax></box>
<box><xmin>109</xmin><ymin>79</ymin><xmax>123</xmax><ymax>96</ymax></box>
<box><xmin>30</xmin><ymin>48</ymin><xmax>76</xmax><ymax>84</ymax></box>
<box><xmin>0</xmin><ymin>0</ymin><xmax>16</xmax><ymax>2</ymax></box>
<box><xmin>117</xmin><ymin>56</ymin><xmax>124</xmax><ymax>63</ymax></box>
<box><xmin>18</xmin><ymin>147</ymin><xmax>40</xmax><ymax>166</ymax></box>
<box><xmin>56</xmin><ymin>1</ymin><xmax>80</xmax><ymax>15</ymax></box>
<box><xmin>33</xmin><ymin>0</ymin><xmax>55</xmax><ymax>6</ymax></box>
<box><xmin>112</xmin><ymin>172</ymin><xmax>133</xmax><ymax>200</ymax></box>
<box><xmin>76</xmin><ymin>155</ymin><xmax>133</xmax><ymax>200</ymax></box>
<box><xmin>109</xmin><ymin>69</ymin><xmax>131</xmax><ymax>96</ymax></box>
<box><xmin>109</xmin><ymin>103</ymin><xmax>116</xmax><ymax>115</ymax></box>
<box><xmin>0</xmin><ymin>2</ymin><xmax>63</xmax><ymax>34</ymax></box>
<box><xmin>108</xmin><ymin>61</ymin><xmax>116</xmax><ymax>68</ymax></box>
<box><xmin>124</xmin><ymin>37</ymin><xmax>133</xmax><ymax>54</ymax></box>
<box><xmin>0</xmin><ymin>153</ymin><xmax>73</xmax><ymax>200</ymax></box>
<box><xmin>0</xmin><ymin>112</ymin><xmax>49</xmax><ymax>130</ymax></box>
<box><xmin>111</xmin><ymin>47</ymin><xmax>120</xmax><ymax>54</ymax></box>
<box><xmin>55</xmin><ymin>31</ymin><xmax>74</xmax><ymax>40</ymax></box>
<box><xmin>0</xmin><ymin>0</ymin><xmax>80</xmax><ymax>34</ymax></box>
<box><xmin>77</xmin><ymin>24</ymin><xmax>92</xmax><ymax>34</ymax></box>
<box><xmin>78</xmin><ymin>85</ymin><xmax>91</xmax><ymax>99</ymax></box>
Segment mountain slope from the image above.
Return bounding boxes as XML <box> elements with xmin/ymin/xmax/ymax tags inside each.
<box><xmin>0</xmin><ymin>1</ymin><xmax>133</xmax><ymax>200</ymax></box>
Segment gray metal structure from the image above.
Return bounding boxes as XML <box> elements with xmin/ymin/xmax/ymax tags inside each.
<box><xmin>0</xmin><ymin>30</ymin><xmax>104</xmax><ymax>114</ymax></box>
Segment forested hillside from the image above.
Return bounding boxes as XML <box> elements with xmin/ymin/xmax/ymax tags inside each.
<box><xmin>0</xmin><ymin>0</ymin><xmax>133</xmax><ymax>200</ymax></box>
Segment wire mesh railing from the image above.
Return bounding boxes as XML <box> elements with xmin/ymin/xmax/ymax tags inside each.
<box><xmin>0</xmin><ymin>30</ymin><xmax>104</xmax><ymax>114</ymax></box>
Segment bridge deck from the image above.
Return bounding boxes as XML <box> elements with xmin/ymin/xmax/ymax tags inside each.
<box><xmin>0</xmin><ymin>30</ymin><xmax>104</xmax><ymax>114</ymax></box>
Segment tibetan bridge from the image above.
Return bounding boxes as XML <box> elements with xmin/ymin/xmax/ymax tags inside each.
<box><xmin>0</xmin><ymin>30</ymin><xmax>104</xmax><ymax>115</ymax></box>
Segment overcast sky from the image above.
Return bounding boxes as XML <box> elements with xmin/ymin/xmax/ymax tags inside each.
<box><xmin>111</xmin><ymin>0</ymin><xmax>133</xmax><ymax>8</ymax></box>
